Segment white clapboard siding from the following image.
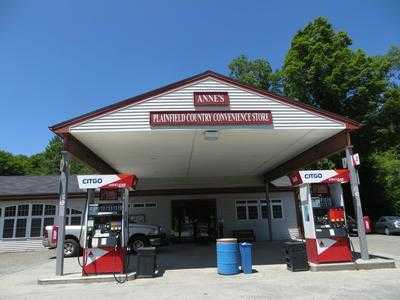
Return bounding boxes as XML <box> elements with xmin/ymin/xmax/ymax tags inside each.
<box><xmin>0</xmin><ymin>239</ymin><xmax>44</xmax><ymax>253</ymax></box>
<box><xmin>71</xmin><ymin>78</ymin><xmax>345</xmax><ymax>132</ymax></box>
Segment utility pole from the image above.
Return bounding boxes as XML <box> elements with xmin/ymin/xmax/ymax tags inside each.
<box><xmin>55</xmin><ymin>151</ymin><xmax>70</xmax><ymax>275</ymax></box>
<box><xmin>346</xmin><ymin>146</ymin><xmax>369</xmax><ymax>260</ymax></box>
<box><xmin>122</xmin><ymin>188</ymin><xmax>130</xmax><ymax>250</ymax></box>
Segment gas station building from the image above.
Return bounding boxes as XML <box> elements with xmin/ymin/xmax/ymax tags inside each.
<box><xmin>0</xmin><ymin>70</ymin><xmax>362</xmax><ymax>250</ymax></box>
<box><xmin>49</xmin><ymin>70</ymin><xmax>361</xmax><ymax>242</ymax></box>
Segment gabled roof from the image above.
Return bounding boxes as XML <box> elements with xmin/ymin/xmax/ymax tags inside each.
<box><xmin>49</xmin><ymin>70</ymin><xmax>361</xmax><ymax>134</ymax></box>
<box><xmin>0</xmin><ymin>175</ymin><xmax>82</xmax><ymax>196</ymax></box>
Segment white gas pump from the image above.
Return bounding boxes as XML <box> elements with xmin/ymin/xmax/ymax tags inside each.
<box><xmin>76</xmin><ymin>174</ymin><xmax>137</xmax><ymax>281</ymax></box>
<box><xmin>291</xmin><ymin>169</ymin><xmax>353</xmax><ymax>264</ymax></box>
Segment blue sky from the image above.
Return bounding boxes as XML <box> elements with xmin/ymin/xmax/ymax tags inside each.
<box><xmin>1</xmin><ymin>0</ymin><xmax>399</xmax><ymax>155</ymax></box>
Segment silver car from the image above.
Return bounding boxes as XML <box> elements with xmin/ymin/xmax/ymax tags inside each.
<box><xmin>374</xmin><ymin>216</ymin><xmax>400</xmax><ymax>235</ymax></box>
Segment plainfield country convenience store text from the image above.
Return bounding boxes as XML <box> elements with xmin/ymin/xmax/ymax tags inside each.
<box><xmin>150</xmin><ymin>111</ymin><xmax>273</xmax><ymax>126</ymax></box>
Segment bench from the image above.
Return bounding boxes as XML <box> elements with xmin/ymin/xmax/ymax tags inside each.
<box><xmin>231</xmin><ymin>230</ymin><xmax>256</xmax><ymax>243</ymax></box>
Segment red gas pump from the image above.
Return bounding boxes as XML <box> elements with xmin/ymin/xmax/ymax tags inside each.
<box><xmin>77</xmin><ymin>174</ymin><xmax>137</xmax><ymax>278</ymax></box>
<box><xmin>291</xmin><ymin>169</ymin><xmax>353</xmax><ymax>264</ymax></box>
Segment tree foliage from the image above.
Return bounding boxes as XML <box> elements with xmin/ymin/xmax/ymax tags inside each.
<box><xmin>0</xmin><ymin>136</ymin><xmax>92</xmax><ymax>176</ymax></box>
<box><xmin>0</xmin><ymin>151</ymin><xmax>31</xmax><ymax>175</ymax></box>
<box><xmin>281</xmin><ymin>17</ymin><xmax>390</xmax><ymax>120</ymax></box>
<box><xmin>371</xmin><ymin>150</ymin><xmax>400</xmax><ymax>214</ymax></box>
<box><xmin>365</xmin><ymin>87</ymin><xmax>400</xmax><ymax>151</ymax></box>
<box><xmin>229</xmin><ymin>55</ymin><xmax>281</xmax><ymax>93</ymax></box>
<box><xmin>228</xmin><ymin>17</ymin><xmax>400</xmax><ymax>217</ymax></box>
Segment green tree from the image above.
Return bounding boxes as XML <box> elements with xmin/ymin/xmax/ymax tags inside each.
<box><xmin>281</xmin><ymin>17</ymin><xmax>390</xmax><ymax>120</ymax></box>
<box><xmin>37</xmin><ymin>136</ymin><xmax>92</xmax><ymax>175</ymax></box>
<box><xmin>229</xmin><ymin>55</ymin><xmax>281</xmax><ymax>92</ymax></box>
<box><xmin>365</xmin><ymin>87</ymin><xmax>400</xmax><ymax>151</ymax></box>
<box><xmin>0</xmin><ymin>136</ymin><xmax>92</xmax><ymax>176</ymax></box>
<box><xmin>386</xmin><ymin>45</ymin><xmax>400</xmax><ymax>84</ymax></box>
<box><xmin>371</xmin><ymin>150</ymin><xmax>400</xmax><ymax>214</ymax></box>
<box><xmin>0</xmin><ymin>151</ymin><xmax>31</xmax><ymax>175</ymax></box>
<box><xmin>228</xmin><ymin>18</ymin><xmax>399</xmax><ymax>217</ymax></box>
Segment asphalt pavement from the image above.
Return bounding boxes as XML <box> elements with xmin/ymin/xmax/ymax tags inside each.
<box><xmin>0</xmin><ymin>248</ymin><xmax>55</xmax><ymax>277</ymax></box>
<box><xmin>0</xmin><ymin>235</ymin><xmax>399</xmax><ymax>299</ymax></box>
<box><xmin>351</xmin><ymin>233</ymin><xmax>400</xmax><ymax>262</ymax></box>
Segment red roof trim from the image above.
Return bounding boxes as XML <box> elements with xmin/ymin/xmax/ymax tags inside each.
<box><xmin>49</xmin><ymin>70</ymin><xmax>361</xmax><ymax>133</ymax></box>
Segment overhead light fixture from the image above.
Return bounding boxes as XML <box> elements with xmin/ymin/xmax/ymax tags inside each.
<box><xmin>203</xmin><ymin>130</ymin><xmax>219</xmax><ymax>141</ymax></box>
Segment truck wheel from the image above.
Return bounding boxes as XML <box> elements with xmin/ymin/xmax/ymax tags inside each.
<box><xmin>64</xmin><ymin>239</ymin><xmax>79</xmax><ymax>257</ymax></box>
<box><xmin>384</xmin><ymin>227</ymin><xmax>391</xmax><ymax>236</ymax></box>
<box><xmin>130</xmin><ymin>236</ymin><xmax>149</xmax><ymax>253</ymax></box>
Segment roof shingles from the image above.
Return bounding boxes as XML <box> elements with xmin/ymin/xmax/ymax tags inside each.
<box><xmin>0</xmin><ymin>176</ymin><xmax>81</xmax><ymax>196</ymax></box>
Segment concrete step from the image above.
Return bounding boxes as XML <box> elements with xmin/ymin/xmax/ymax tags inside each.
<box><xmin>309</xmin><ymin>258</ymin><xmax>396</xmax><ymax>272</ymax></box>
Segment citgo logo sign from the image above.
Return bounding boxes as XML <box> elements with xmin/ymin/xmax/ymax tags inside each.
<box><xmin>77</xmin><ymin>174</ymin><xmax>137</xmax><ymax>189</ymax></box>
<box><xmin>304</xmin><ymin>173</ymin><xmax>323</xmax><ymax>179</ymax></box>
<box><xmin>82</xmin><ymin>178</ymin><xmax>103</xmax><ymax>184</ymax></box>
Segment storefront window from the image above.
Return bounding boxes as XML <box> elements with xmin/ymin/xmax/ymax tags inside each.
<box><xmin>260</xmin><ymin>200</ymin><xmax>268</xmax><ymax>219</ymax></box>
<box><xmin>18</xmin><ymin>205</ymin><xmax>29</xmax><ymax>217</ymax></box>
<box><xmin>65</xmin><ymin>207</ymin><xmax>82</xmax><ymax>225</ymax></box>
<box><xmin>236</xmin><ymin>206</ymin><xmax>247</xmax><ymax>220</ymax></box>
<box><xmin>32</xmin><ymin>204</ymin><xmax>44</xmax><ymax>216</ymax></box>
<box><xmin>271</xmin><ymin>200</ymin><xmax>283</xmax><ymax>219</ymax></box>
<box><xmin>3</xmin><ymin>219</ymin><xmax>14</xmax><ymax>238</ymax></box>
<box><xmin>5</xmin><ymin>206</ymin><xmax>16</xmax><ymax>217</ymax></box>
<box><xmin>236</xmin><ymin>200</ymin><xmax>260</xmax><ymax>220</ymax></box>
<box><xmin>15</xmin><ymin>219</ymin><xmax>27</xmax><ymax>237</ymax></box>
<box><xmin>247</xmin><ymin>201</ymin><xmax>259</xmax><ymax>219</ymax></box>
<box><xmin>43</xmin><ymin>217</ymin><xmax>55</xmax><ymax>228</ymax></box>
<box><xmin>45</xmin><ymin>205</ymin><xmax>56</xmax><ymax>216</ymax></box>
<box><xmin>1</xmin><ymin>203</ymin><xmax>59</xmax><ymax>239</ymax></box>
<box><xmin>30</xmin><ymin>218</ymin><xmax>42</xmax><ymax>237</ymax></box>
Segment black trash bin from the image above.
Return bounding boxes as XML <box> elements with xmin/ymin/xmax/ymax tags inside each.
<box><xmin>283</xmin><ymin>241</ymin><xmax>309</xmax><ymax>272</ymax></box>
<box><xmin>137</xmin><ymin>247</ymin><xmax>157</xmax><ymax>278</ymax></box>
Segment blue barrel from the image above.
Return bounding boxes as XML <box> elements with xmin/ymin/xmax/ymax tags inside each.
<box><xmin>239</xmin><ymin>242</ymin><xmax>253</xmax><ymax>274</ymax></box>
<box><xmin>216</xmin><ymin>238</ymin><xmax>240</xmax><ymax>275</ymax></box>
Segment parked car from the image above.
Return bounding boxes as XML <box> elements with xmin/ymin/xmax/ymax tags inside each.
<box><xmin>374</xmin><ymin>216</ymin><xmax>400</xmax><ymax>235</ymax></box>
<box><xmin>43</xmin><ymin>223</ymin><xmax>167</xmax><ymax>257</ymax></box>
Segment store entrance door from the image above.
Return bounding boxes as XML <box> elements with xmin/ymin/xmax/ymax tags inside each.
<box><xmin>171</xmin><ymin>199</ymin><xmax>216</xmax><ymax>243</ymax></box>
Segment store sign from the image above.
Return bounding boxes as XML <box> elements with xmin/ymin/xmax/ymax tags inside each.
<box><xmin>77</xmin><ymin>174</ymin><xmax>137</xmax><ymax>189</ymax></box>
<box><xmin>150</xmin><ymin>110</ymin><xmax>273</xmax><ymax>126</ymax></box>
<box><xmin>290</xmin><ymin>169</ymin><xmax>350</xmax><ymax>186</ymax></box>
<box><xmin>193</xmin><ymin>92</ymin><xmax>230</xmax><ymax>106</ymax></box>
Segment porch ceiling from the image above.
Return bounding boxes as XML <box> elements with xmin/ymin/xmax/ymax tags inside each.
<box><xmin>71</xmin><ymin>128</ymin><xmax>342</xmax><ymax>178</ymax></box>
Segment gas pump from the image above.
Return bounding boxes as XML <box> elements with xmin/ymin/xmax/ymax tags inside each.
<box><xmin>77</xmin><ymin>174</ymin><xmax>137</xmax><ymax>277</ymax></box>
<box><xmin>290</xmin><ymin>169</ymin><xmax>353</xmax><ymax>264</ymax></box>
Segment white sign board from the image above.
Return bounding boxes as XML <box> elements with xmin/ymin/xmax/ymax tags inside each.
<box><xmin>77</xmin><ymin>174</ymin><xmax>136</xmax><ymax>189</ymax></box>
<box><xmin>290</xmin><ymin>169</ymin><xmax>350</xmax><ymax>185</ymax></box>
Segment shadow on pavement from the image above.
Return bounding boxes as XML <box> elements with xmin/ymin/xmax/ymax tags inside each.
<box><xmin>147</xmin><ymin>241</ymin><xmax>287</xmax><ymax>270</ymax></box>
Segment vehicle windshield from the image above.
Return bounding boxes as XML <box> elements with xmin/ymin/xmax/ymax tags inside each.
<box><xmin>386</xmin><ymin>216</ymin><xmax>400</xmax><ymax>220</ymax></box>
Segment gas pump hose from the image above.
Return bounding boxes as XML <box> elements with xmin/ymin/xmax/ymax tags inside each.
<box><xmin>112</xmin><ymin>243</ymin><xmax>130</xmax><ymax>284</ymax></box>
<box><xmin>346</xmin><ymin>226</ymin><xmax>359</xmax><ymax>270</ymax></box>
<box><xmin>77</xmin><ymin>198</ymin><xmax>88</xmax><ymax>275</ymax></box>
